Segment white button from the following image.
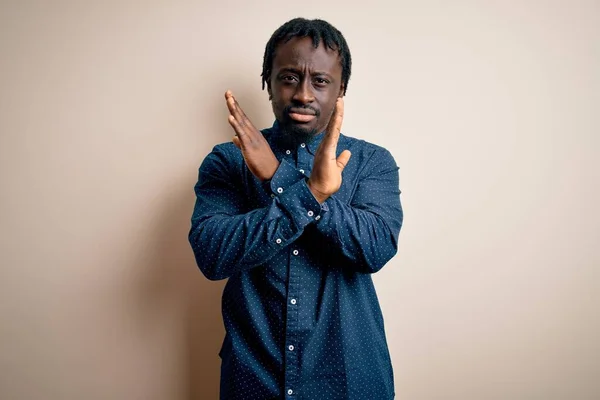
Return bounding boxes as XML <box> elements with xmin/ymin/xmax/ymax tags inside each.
<box><xmin>300</xmin><ymin>143</ymin><xmax>306</xmax><ymax>148</ymax></box>
<box><xmin>277</xmin><ymin>187</ymin><xmax>283</xmax><ymax>194</ymax></box>
<box><xmin>286</xmin><ymin>150</ymin><xmax>291</xmax><ymax>155</ymax></box>
<box><xmin>299</xmin><ymin>169</ymin><xmax>305</xmax><ymax>174</ymax></box>
<box><xmin>288</xmin><ymin>345</ymin><xmax>295</xmax><ymax>351</ymax></box>
<box><xmin>290</xmin><ymin>298</ymin><xmax>296</xmax><ymax>305</ymax></box>
<box><xmin>292</xmin><ymin>249</ymin><xmax>299</xmax><ymax>256</ymax></box>
<box><xmin>288</xmin><ymin>389</ymin><xmax>293</xmax><ymax>395</ymax></box>
<box><xmin>315</xmin><ymin>215</ymin><xmax>321</xmax><ymax>221</ymax></box>
<box><xmin>276</xmin><ymin>238</ymin><xmax>282</xmax><ymax>244</ymax></box>
<box><xmin>307</xmin><ymin>210</ymin><xmax>314</xmax><ymax>217</ymax></box>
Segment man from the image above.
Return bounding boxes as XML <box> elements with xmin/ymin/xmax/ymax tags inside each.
<box><xmin>189</xmin><ymin>18</ymin><xmax>403</xmax><ymax>400</ymax></box>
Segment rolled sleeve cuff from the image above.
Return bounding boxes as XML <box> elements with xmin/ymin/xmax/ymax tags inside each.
<box><xmin>275</xmin><ymin>177</ymin><xmax>324</xmax><ymax>229</ymax></box>
<box><xmin>269</xmin><ymin>159</ymin><xmax>306</xmax><ymax>195</ymax></box>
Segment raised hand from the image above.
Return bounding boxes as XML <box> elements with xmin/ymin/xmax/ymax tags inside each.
<box><xmin>307</xmin><ymin>98</ymin><xmax>352</xmax><ymax>203</ymax></box>
<box><xmin>225</xmin><ymin>90</ymin><xmax>279</xmax><ymax>181</ymax></box>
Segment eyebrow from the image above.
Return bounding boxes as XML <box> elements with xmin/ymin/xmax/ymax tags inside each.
<box><xmin>277</xmin><ymin>67</ymin><xmax>333</xmax><ymax>79</ymax></box>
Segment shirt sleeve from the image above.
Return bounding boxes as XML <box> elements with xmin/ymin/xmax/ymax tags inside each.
<box><xmin>314</xmin><ymin>148</ymin><xmax>403</xmax><ymax>274</ymax></box>
<box><xmin>188</xmin><ymin>145</ymin><xmax>323</xmax><ymax>280</ymax></box>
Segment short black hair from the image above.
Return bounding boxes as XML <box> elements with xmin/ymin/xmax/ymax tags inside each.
<box><xmin>261</xmin><ymin>18</ymin><xmax>352</xmax><ymax>95</ymax></box>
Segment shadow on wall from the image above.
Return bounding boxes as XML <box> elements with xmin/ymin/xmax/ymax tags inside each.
<box><xmin>144</xmin><ymin>180</ymin><xmax>226</xmax><ymax>399</ymax></box>
<box><xmin>185</xmin><ymin>263</ymin><xmax>226</xmax><ymax>399</ymax></box>
<box><xmin>183</xmin><ymin>82</ymin><xmax>270</xmax><ymax>399</ymax></box>
<box><xmin>138</xmin><ymin>83</ymin><xmax>268</xmax><ymax>399</ymax></box>
<box><xmin>184</xmin><ymin>81</ymin><xmax>262</xmax><ymax>400</ymax></box>
<box><xmin>182</xmin><ymin>188</ymin><xmax>226</xmax><ymax>400</ymax></box>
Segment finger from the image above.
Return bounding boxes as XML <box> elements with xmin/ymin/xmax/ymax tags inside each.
<box><xmin>323</xmin><ymin>98</ymin><xmax>344</xmax><ymax>150</ymax></box>
<box><xmin>232</xmin><ymin>98</ymin><xmax>255</xmax><ymax>129</ymax></box>
<box><xmin>225</xmin><ymin>92</ymin><xmax>241</xmax><ymax>119</ymax></box>
<box><xmin>225</xmin><ymin>91</ymin><xmax>246</xmax><ymax>127</ymax></box>
<box><xmin>232</xmin><ymin>135</ymin><xmax>241</xmax><ymax>149</ymax></box>
<box><xmin>226</xmin><ymin>94</ymin><xmax>256</xmax><ymax>137</ymax></box>
<box><xmin>228</xmin><ymin>115</ymin><xmax>246</xmax><ymax>139</ymax></box>
<box><xmin>336</xmin><ymin>149</ymin><xmax>351</xmax><ymax>170</ymax></box>
<box><xmin>225</xmin><ymin>90</ymin><xmax>236</xmax><ymax>114</ymax></box>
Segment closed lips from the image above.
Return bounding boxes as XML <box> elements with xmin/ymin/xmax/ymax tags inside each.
<box><xmin>288</xmin><ymin>108</ymin><xmax>316</xmax><ymax>122</ymax></box>
<box><xmin>289</xmin><ymin>108</ymin><xmax>315</xmax><ymax>115</ymax></box>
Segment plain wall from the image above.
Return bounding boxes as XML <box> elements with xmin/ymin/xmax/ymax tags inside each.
<box><xmin>0</xmin><ymin>1</ymin><xmax>598</xmax><ymax>399</ymax></box>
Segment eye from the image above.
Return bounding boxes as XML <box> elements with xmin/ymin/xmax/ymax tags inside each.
<box><xmin>280</xmin><ymin>75</ymin><xmax>298</xmax><ymax>83</ymax></box>
<box><xmin>314</xmin><ymin>77</ymin><xmax>330</xmax><ymax>87</ymax></box>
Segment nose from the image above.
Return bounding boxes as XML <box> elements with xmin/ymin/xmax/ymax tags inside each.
<box><xmin>292</xmin><ymin>78</ymin><xmax>314</xmax><ymax>104</ymax></box>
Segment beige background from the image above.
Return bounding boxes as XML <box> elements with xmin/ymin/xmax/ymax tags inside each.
<box><xmin>1</xmin><ymin>1</ymin><xmax>598</xmax><ymax>399</ymax></box>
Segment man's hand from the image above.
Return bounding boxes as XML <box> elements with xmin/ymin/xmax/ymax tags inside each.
<box><xmin>225</xmin><ymin>90</ymin><xmax>279</xmax><ymax>181</ymax></box>
<box><xmin>307</xmin><ymin>98</ymin><xmax>352</xmax><ymax>203</ymax></box>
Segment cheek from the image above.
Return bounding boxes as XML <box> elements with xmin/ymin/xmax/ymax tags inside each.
<box><xmin>321</xmin><ymin>103</ymin><xmax>336</xmax><ymax>119</ymax></box>
<box><xmin>273</xmin><ymin>97</ymin><xmax>284</xmax><ymax>110</ymax></box>
<box><xmin>271</xmin><ymin>98</ymin><xmax>286</xmax><ymax>118</ymax></box>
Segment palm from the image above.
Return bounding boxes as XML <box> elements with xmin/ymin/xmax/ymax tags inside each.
<box><xmin>307</xmin><ymin>98</ymin><xmax>351</xmax><ymax>203</ymax></box>
<box><xmin>225</xmin><ymin>91</ymin><xmax>279</xmax><ymax>181</ymax></box>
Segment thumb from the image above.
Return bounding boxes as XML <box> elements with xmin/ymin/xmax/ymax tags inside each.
<box><xmin>232</xmin><ymin>136</ymin><xmax>242</xmax><ymax>149</ymax></box>
<box><xmin>336</xmin><ymin>150</ymin><xmax>351</xmax><ymax>170</ymax></box>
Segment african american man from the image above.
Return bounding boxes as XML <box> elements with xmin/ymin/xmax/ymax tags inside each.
<box><xmin>189</xmin><ymin>17</ymin><xmax>403</xmax><ymax>400</ymax></box>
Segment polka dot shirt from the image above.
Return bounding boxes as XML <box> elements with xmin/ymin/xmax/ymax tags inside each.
<box><xmin>189</xmin><ymin>121</ymin><xmax>403</xmax><ymax>399</ymax></box>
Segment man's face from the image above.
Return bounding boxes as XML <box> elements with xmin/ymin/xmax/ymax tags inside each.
<box><xmin>268</xmin><ymin>36</ymin><xmax>344</xmax><ymax>145</ymax></box>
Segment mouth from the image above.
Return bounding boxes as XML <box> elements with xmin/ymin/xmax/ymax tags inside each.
<box><xmin>287</xmin><ymin>108</ymin><xmax>317</xmax><ymax>123</ymax></box>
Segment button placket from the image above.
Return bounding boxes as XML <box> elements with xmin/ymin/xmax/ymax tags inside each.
<box><xmin>298</xmin><ymin>142</ymin><xmax>312</xmax><ymax>177</ymax></box>
<box><xmin>284</xmin><ymin>247</ymin><xmax>300</xmax><ymax>397</ymax></box>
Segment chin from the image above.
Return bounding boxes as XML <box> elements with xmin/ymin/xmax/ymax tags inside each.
<box><xmin>291</xmin><ymin>122</ymin><xmax>316</xmax><ymax>131</ymax></box>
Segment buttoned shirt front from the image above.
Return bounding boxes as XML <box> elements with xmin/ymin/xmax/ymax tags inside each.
<box><xmin>189</xmin><ymin>121</ymin><xmax>403</xmax><ymax>400</ymax></box>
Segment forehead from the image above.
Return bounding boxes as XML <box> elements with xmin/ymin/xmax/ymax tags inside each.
<box><xmin>272</xmin><ymin>36</ymin><xmax>341</xmax><ymax>74</ymax></box>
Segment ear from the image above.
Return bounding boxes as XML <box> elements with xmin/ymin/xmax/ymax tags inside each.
<box><xmin>338</xmin><ymin>83</ymin><xmax>345</xmax><ymax>98</ymax></box>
